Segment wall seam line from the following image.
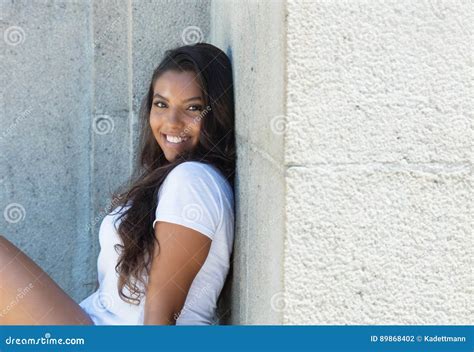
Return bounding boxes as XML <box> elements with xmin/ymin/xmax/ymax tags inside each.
<box><xmin>127</xmin><ymin>0</ymin><xmax>133</xmax><ymax>178</ymax></box>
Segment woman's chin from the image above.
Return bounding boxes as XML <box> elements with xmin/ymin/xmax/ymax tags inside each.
<box><xmin>164</xmin><ymin>155</ymin><xmax>175</xmax><ymax>162</ymax></box>
<box><xmin>163</xmin><ymin>151</ymin><xmax>180</xmax><ymax>163</ymax></box>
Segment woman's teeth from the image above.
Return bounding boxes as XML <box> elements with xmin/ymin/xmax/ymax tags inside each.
<box><xmin>165</xmin><ymin>134</ymin><xmax>189</xmax><ymax>144</ymax></box>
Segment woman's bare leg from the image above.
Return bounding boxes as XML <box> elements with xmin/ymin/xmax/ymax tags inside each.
<box><xmin>0</xmin><ymin>235</ymin><xmax>94</xmax><ymax>325</ymax></box>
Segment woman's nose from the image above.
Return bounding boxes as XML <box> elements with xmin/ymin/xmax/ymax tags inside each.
<box><xmin>164</xmin><ymin>108</ymin><xmax>181</xmax><ymax>125</ymax></box>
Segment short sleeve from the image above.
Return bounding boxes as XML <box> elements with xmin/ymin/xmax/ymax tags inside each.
<box><xmin>152</xmin><ymin>162</ymin><xmax>225</xmax><ymax>240</ymax></box>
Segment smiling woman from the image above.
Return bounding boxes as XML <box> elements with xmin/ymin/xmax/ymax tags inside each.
<box><xmin>150</xmin><ymin>70</ymin><xmax>205</xmax><ymax>162</ymax></box>
<box><xmin>77</xmin><ymin>43</ymin><xmax>236</xmax><ymax>325</ymax></box>
<box><xmin>0</xmin><ymin>43</ymin><xmax>236</xmax><ymax>326</ymax></box>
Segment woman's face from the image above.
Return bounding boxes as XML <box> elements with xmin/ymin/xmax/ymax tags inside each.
<box><xmin>149</xmin><ymin>70</ymin><xmax>205</xmax><ymax>162</ymax></box>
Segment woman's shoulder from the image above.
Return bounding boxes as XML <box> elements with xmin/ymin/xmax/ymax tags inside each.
<box><xmin>168</xmin><ymin>161</ymin><xmax>218</xmax><ymax>175</ymax></box>
<box><xmin>166</xmin><ymin>161</ymin><xmax>232</xmax><ymax>195</ymax></box>
<box><xmin>156</xmin><ymin>161</ymin><xmax>235</xmax><ymax>235</ymax></box>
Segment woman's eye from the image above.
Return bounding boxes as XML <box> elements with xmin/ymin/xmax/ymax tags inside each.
<box><xmin>154</xmin><ymin>101</ymin><xmax>166</xmax><ymax>108</ymax></box>
<box><xmin>188</xmin><ymin>105</ymin><xmax>202</xmax><ymax>112</ymax></box>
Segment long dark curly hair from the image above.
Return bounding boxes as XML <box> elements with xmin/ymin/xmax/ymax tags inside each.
<box><xmin>107</xmin><ymin>43</ymin><xmax>235</xmax><ymax>305</ymax></box>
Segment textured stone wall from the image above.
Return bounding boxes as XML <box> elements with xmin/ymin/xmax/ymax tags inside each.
<box><xmin>284</xmin><ymin>0</ymin><xmax>472</xmax><ymax>324</ymax></box>
<box><xmin>1</xmin><ymin>0</ymin><xmax>471</xmax><ymax>325</ymax></box>
<box><xmin>1</xmin><ymin>0</ymin><xmax>211</xmax><ymax>303</ymax></box>
<box><xmin>210</xmin><ymin>0</ymin><xmax>287</xmax><ymax>324</ymax></box>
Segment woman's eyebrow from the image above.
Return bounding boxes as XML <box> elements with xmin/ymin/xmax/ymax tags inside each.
<box><xmin>152</xmin><ymin>93</ymin><xmax>202</xmax><ymax>102</ymax></box>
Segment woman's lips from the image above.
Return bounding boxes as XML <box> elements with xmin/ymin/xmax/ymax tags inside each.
<box><xmin>160</xmin><ymin>133</ymin><xmax>190</xmax><ymax>148</ymax></box>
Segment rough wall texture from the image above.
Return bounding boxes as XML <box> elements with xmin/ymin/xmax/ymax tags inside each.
<box><xmin>210</xmin><ymin>0</ymin><xmax>287</xmax><ymax>324</ymax></box>
<box><xmin>284</xmin><ymin>0</ymin><xmax>473</xmax><ymax>324</ymax></box>
<box><xmin>1</xmin><ymin>0</ymin><xmax>210</xmax><ymax>303</ymax></box>
<box><xmin>1</xmin><ymin>0</ymin><xmax>94</xmax><ymax>302</ymax></box>
<box><xmin>1</xmin><ymin>0</ymin><xmax>471</xmax><ymax>326</ymax></box>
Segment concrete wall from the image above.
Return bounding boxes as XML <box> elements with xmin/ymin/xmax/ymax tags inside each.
<box><xmin>1</xmin><ymin>0</ymin><xmax>94</xmax><ymax>302</ymax></box>
<box><xmin>1</xmin><ymin>0</ymin><xmax>472</xmax><ymax>325</ymax></box>
<box><xmin>210</xmin><ymin>0</ymin><xmax>287</xmax><ymax>324</ymax></box>
<box><xmin>211</xmin><ymin>0</ymin><xmax>472</xmax><ymax>324</ymax></box>
<box><xmin>283</xmin><ymin>0</ymin><xmax>472</xmax><ymax>324</ymax></box>
<box><xmin>1</xmin><ymin>0</ymin><xmax>211</xmax><ymax>304</ymax></box>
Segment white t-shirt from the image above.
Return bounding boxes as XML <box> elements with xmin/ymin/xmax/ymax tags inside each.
<box><xmin>79</xmin><ymin>161</ymin><xmax>235</xmax><ymax>325</ymax></box>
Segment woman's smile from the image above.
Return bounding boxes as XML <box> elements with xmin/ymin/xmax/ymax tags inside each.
<box><xmin>161</xmin><ymin>132</ymin><xmax>191</xmax><ymax>148</ymax></box>
<box><xmin>149</xmin><ymin>70</ymin><xmax>204</xmax><ymax>162</ymax></box>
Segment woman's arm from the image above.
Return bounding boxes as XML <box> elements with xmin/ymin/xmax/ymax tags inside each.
<box><xmin>143</xmin><ymin>221</ymin><xmax>212</xmax><ymax>325</ymax></box>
